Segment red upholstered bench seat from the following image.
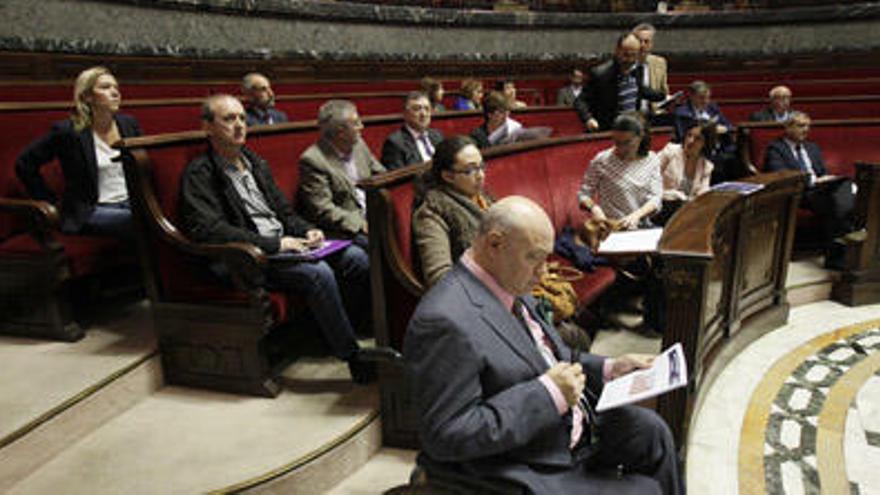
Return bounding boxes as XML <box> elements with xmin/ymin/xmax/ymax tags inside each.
<box><xmin>740</xmin><ymin>118</ymin><xmax>880</xmax><ymax>178</ymax></box>
<box><xmin>364</xmin><ymin>129</ymin><xmax>674</xmax><ymax>350</ymax></box>
<box><xmin>736</xmin><ymin>118</ymin><xmax>880</xmax><ymax>248</ymax></box>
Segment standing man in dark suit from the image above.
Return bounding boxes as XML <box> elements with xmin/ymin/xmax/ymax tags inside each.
<box><xmin>380</xmin><ymin>91</ymin><xmax>444</xmax><ymax>170</ymax></box>
<box><xmin>242</xmin><ymin>73</ymin><xmax>289</xmax><ymax>126</ymax></box>
<box><xmin>556</xmin><ymin>68</ymin><xmax>584</xmax><ymax>107</ymax></box>
<box><xmin>406</xmin><ymin>196</ymin><xmax>684</xmax><ymax>494</ymax></box>
<box><xmin>764</xmin><ymin>112</ymin><xmax>855</xmax><ymax>269</ymax></box>
<box><xmin>574</xmin><ymin>33</ymin><xmax>666</xmax><ymax>132</ymax></box>
<box><xmin>749</xmin><ymin>85</ymin><xmax>793</xmax><ymax>122</ymax></box>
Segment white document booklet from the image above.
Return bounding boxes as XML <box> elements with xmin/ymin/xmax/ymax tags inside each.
<box><xmin>596</xmin><ymin>227</ymin><xmax>663</xmax><ymax>254</ymax></box>
<box><xmin>596</xmin><ymin>343</ymin><xmax>688</xmax><ymax>412</ymax></box>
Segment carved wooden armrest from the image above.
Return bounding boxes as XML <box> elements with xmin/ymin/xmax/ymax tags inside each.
<box><xmin>184</xmin><ymin>239</ymin><xmax>269</xmax><ymax>293</ymax></box>
<box><xmin>0</xmin><ymin>197</ymin><xmax>61</xmax><ymax>249</ymax></box>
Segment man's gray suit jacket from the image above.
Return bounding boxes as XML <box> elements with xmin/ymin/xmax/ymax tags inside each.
<box><xmin>405</xmin><ymin>262</ymin><xmax>606</xmax><ymax>488</ymax></box>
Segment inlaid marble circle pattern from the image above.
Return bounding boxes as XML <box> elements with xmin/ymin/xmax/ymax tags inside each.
<box><xmin>739</xmin><ymin>324</ymin><xmax>880</xmax><ymax>494</ymax></box>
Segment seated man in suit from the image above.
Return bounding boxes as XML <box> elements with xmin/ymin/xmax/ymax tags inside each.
<box><xmin>673</xmin><ymin>80</ymin><xmax>736</xmax><ymax>183</ymax></box>
<box><xmin>298</xmin><ymin>100</ymin><xmax>386</xmax><ymax>248</ymax></box>
<box><xmin>764</xmin><ymin>112</ymin><xmax>855</xmax><ymax>269</ymax></box>
<box><xmin>556</xmin><ymin>68</ymin><xmax>584</xmax><ymax>107</ymax></box>
<box><xmin>242</xmin><ymin>72</ymin><xmax>289</xmax><ymax>126</ymax></box>
<box><xmin>575</xmin><ymin>33</ymin><xmax>666</xmax><ymax>132</ymax></box>
<box><xmin>750</xmin><ymin>85</ymin><xmax>793</xmax><ymax>122</ymax></box>
<box><xmin>179</xmin><ymin>94</ymin><xmax>375</xmax><ymax>384</ymax></box>
<box><xmin>380</xmin><ymin>91</ymin><xmax>444</xmax><ymax>170</ymax></box>
<box><xmin>406</xmin><ymin>196</ymin><xmax>683</xmax><ymax>494</ymax></box>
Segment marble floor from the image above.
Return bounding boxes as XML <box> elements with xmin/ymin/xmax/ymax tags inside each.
<box><xmin>688</xmin><ymin>300</ymin><xmax>880</xmax><ymax>494</ymax></box>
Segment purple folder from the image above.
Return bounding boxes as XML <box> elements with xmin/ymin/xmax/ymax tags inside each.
<box><xmin>269</xmin><ymin>239</ymin><xmax>352</xmax><ymax>263</ymax></box>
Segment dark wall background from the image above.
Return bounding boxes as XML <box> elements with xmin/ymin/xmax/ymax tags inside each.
<box><xmin>1</xmin><ymin>0</ymin><xmax>879</xmax><ymax>81</ymax></box>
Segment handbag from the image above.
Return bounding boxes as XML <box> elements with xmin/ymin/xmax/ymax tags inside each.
<box><xmin>531</xmin><ymin>262</ymin><xmax>582</xmax><ymax>323</ymax></box>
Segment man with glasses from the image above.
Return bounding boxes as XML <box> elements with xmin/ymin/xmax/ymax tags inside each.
<box><xmin>413</xmin><ymin>136</ymin><xmax>492</xmax><ymax>287</ymax></box>
<box><xmin>750</xmin><ymin>85</ymin><xmax>794</xmax><ymax>122</ymax></box>
<box><xmin>179</xmin><ymin>94</ymin><xmax>377</xmax><ymax>384</ymax></box>
<box><xmin>381</xmin><ymin>91</ymin><xmax>444</xmax><ymax>170</ymax></box>
<box><xmin>242</xmin><ymin>73</ymin><xmax>288</xmax><ymax>126</ymax></box>
<box><xmin>298</xmin><ymin>100</ymin><xmax>385</xmax><ymax>248</ymax></box>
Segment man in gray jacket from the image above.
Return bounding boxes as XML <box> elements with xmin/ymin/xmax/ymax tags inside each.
<box><xmin>298</xmin><ymin>100</ymin><xmax>385</xmax><ymax>248</ymax></box>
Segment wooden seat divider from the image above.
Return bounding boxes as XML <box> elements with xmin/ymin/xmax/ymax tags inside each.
<box><xmin>361</xmin><ymin>129</ymin><xmax>672</xmax><ymax>447</ymax></box>
<box><xmin>834</xmin><ymin>162</ymin><xmax>880</xmax><ymax>305</ymax></box>
<box><xmin>657</xmin><ymin>169</ymin><xmax>803</xmax><ymax>446</ymax></box>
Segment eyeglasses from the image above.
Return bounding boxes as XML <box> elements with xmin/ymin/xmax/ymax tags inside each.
<box><xmin>450</xmin><ymin>162</ymin><xmax>487</xmax><ymax>176</ymax></box>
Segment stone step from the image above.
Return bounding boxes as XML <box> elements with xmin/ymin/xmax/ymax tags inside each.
<box><xmin>4</xmin><ymin>357</ymin><xmax>380</xmax><ymax>494</ymax></box>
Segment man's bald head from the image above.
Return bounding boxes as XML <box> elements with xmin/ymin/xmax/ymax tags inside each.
<box><xmin>615</xmin><ymin>33</ymin><xmax>642</xmax><ymax>71</ymax></box>
<box><xmin>473</xmin><ymin>196</ymin><xmax>554</xmax><ymax>296</ymax></box>
<box><xmin>769</xmin><ymin>85</ymin><xmax>792</xmax><ymax>114</ymax></box>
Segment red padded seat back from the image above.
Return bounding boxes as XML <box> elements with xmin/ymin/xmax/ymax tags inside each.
<box><xmin>515</xmin><ymin>109</ymin><xmax>584</xmax><ymax>137</ymax></box>
<box><xmin>543</xmin><ymin>139</ymin><xmax>612</xmax><ymax>232</ymax></box>
<box><xmin>484</xmin><ymin>148</ymin><xmax>554</xmax><ymax>223</ymax></box>
<box><xmin>388</xmin><ymin>182</ymin><xmax>417</xmax><ymax>269</ymax></box>
<box><xmin>361</xmin><ymin>121</ymin><xmax>404</xmax><ymax>158</ymax></box>
<box><xmin>748</xmin><ymin>126</ymin><xmax>785</xmax><ymax>172</ymax></box>
<box><xmin>750</xmin><ymin>121</ymin><xmax>880</xmax><ymax>177</ymax></box>
<box><xmin>0</xmin><ymin>108</ymin><xmax>72</xmax><ymax>240</ymax></box>
<box><xmin>431</xmin><ymin>114</ymin><xmax>484</xmax><ymax>137</ymax></box>
<box><xmin>808</xmin><ymin>123</ymin><xmax>880</xmax><ymax>177</ymax></box>
<box><xmin>127</xmin><ymin>104</ymin><xmax>204</xmax><ymax>135</ymax></box>
<box><xmin>247</xmin><ymin>130</ymin><xmax>315</xmax><ymax>200</ymax></box>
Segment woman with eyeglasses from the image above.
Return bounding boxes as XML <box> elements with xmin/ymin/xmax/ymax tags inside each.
<box><xmin>578</xmin><ymin>112</ymin><xmax>661</xmax><ymax>231</ymax></box>
<box><xmin>413</xmin><ymin>135</ymin><xmax>492</xmax><ymax>287</ymax></box>
<box><xmin>15</xmin><ymin>66</ymin><xmax>142</xmax><ymax>238</ymax></box>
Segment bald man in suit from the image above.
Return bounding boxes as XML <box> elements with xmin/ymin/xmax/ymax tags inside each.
<box><xmin>406</xmin><ymin>196</ymin><xmax>684</xmax><ymax>494</ymax></box>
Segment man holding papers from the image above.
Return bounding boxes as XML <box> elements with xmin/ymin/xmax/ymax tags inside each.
<box><xmin>179</xmin><ymin>94</ymin><xmax>375</xmax><ymax>384</ymax></box>
<box><xmin>405</xmin><ymin>196</ymin><xmax>684</xmax><ymax>494</ymax></box>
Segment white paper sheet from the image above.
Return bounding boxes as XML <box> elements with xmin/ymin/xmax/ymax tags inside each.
<box><xmin>596</xmin><ymin>227</ymin><xmax>663</xmax><ymax>254</ymax></box>
<box><xmin>596</xmin><ymin>343</ymin><xmax>688</xmax><ymax>412</ymax></box>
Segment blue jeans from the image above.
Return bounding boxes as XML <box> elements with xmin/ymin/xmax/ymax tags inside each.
<box><xmin>79</xmin><ymin>201</ymin><xmax>134</xmax><ymax>241</ymax></box>
<box><xmin>265</xmin><ymin>244</ymin><xmax>370</xmax><ymax>359</ymax></box>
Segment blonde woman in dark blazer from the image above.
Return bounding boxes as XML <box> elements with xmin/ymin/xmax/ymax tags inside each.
<box><xmin>15</xmin><ymin>66</ymin><xmax>142</xmax><ymax>237</ymax></box>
